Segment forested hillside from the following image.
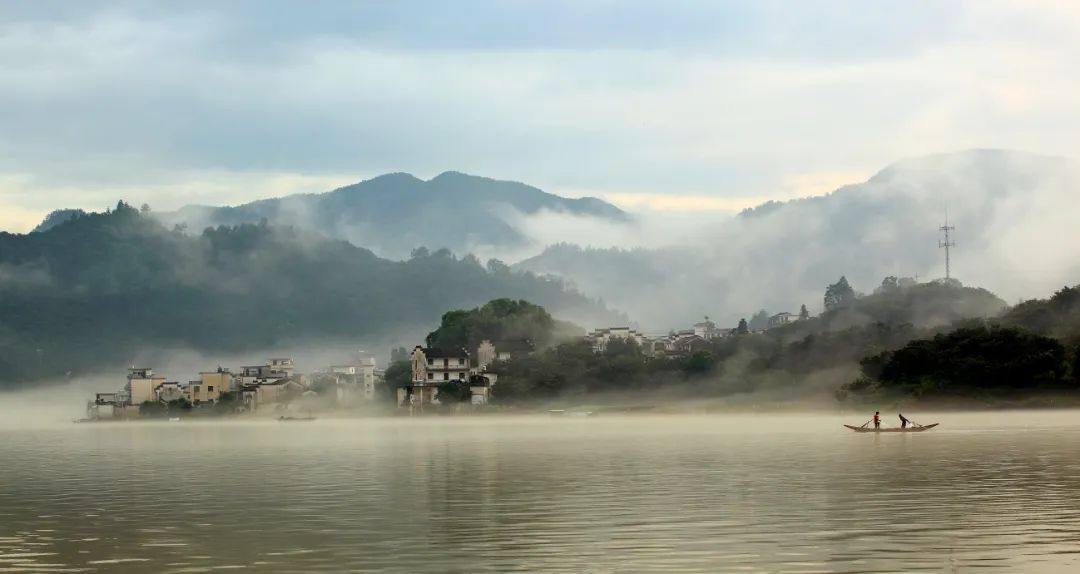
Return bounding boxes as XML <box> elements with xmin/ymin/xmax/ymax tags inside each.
<box><xmin>0</xmin><ymin>203</ymin><xmax>620</xmax><ymax>386</ymax></box>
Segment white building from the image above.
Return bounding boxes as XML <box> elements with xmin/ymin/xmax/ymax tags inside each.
<box><xmin>767</xmin><ymin>312</ymin><xmax>799</xmax><ymax>329</ymax></box>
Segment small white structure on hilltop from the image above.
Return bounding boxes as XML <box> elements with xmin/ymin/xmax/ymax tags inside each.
<box><xmin>767</xmin><ymin>312</ymin><xmax>799</xmax><ymax>330</ymax></box>
<box><xmin>692</xmin><ymin>316</ymin><xmax>724</xmax><ymax>339</ymax></box>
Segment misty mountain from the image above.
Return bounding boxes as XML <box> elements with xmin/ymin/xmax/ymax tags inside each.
<box><xmin>516</xmin><ymin>150</ymin><xmax>1080</xmax><ymax>330</ymax></box>
<box><xmin>0</xmin><ymin>203</ymin><xmax>621</xmax><ymax>386</ymax></box>
<box><xmin>31</xmin><ymin>209</ymin><xmax>86</xmax><ymax>233</ymax></box>
<box><xmin>156</xmin><ymin>171</ymin><xmax>628</xmax><ymax>260</ymax></box>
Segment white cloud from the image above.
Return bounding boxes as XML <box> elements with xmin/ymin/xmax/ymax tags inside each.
<box><xmin>0</xmin><ymin>1</ymin><xmax>1078</xmax><ymax>231</ymax></box>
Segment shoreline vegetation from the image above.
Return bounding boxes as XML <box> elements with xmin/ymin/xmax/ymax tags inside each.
<box><xmin>72</xmin><ymin>276</ymin><xmax>1080</xmax><ymax>420</ymax></box>
<box><xmin>365</xmin><ymin>277</ymin><xmax>1080</xmax><ymax>415</ymax></box>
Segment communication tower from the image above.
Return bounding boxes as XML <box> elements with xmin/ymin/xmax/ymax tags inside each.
<box><xmin>939</xmin><ymin>212</ymin><xmax>955</xmax><ymax>280</ymax></box>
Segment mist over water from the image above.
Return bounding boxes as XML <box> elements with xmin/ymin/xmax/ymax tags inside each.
<box><xmin>3</xmin><ymin>412</ymin><xmax>1080</xmax><ymax>573</ymax></box>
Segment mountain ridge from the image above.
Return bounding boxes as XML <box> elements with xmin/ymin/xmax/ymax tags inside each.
<box><xmin>517</xmin><ymin>149</ymin><xmax>1080</xmax><ymax>330</ymax></box>
<box><xmin>154</xmin><ymin>171</ymin><xmax>628</xmax><ymax>259</ymax></box>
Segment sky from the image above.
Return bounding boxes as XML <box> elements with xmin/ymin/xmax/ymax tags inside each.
<box><xmin>1</xmin><ymin>0</ymin><xmax>1079</xmax><ymax>232</ymax></box>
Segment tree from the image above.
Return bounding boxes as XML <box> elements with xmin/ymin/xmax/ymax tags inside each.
<box><xmin>684</xmin><ymin>351</ymin><xmax>715</xmax><ymax>375</ymax></box>
<box><xmin>864</xmin><ymin>326</ymin><xmax>1068</xmax><ymax>395</ymax></box>
<box><xmin>437</xmin><ymin>379</ymin><xmax>473</xmax><ymax>403</ymax></box>
<box><xmin>384</xmin><ymin>361</ymin><xmax>412</xmax><ymax>389</ymax></box>
<box><xmin>736</xmin><ymin>318</ymin><xmax>749</xmax><ymax>335</ymax></box>
<box><xmin>748</xmin><ymin>309</ymin><xmax>770</xmax><ymax>332</ymax></box>
<box><xmin>798</xmin><ymin>304</ymin><xmax>809</xmax><ymax>321</ymax></box>
<box><xmin>824</xmin><ymin>276</ymin><xmax>856</xmax><ymax>311</ymax></box>
<box><xmin>878</xmin><ymin>276</ymin><xmax>899</xmax><ymax>294</ymax></box>
<box><xmin>389</xmin><ymin>346</ymin><xmax>410</xmax><ymax>363</ymax></box>
<box><xmin>486</xmin><ymin>258</ymin><xmax>511</xmax><ymax>274</ymax></box>
<box><xmin>139</xmin><ymin>400</ymin><xmax>167</xmax><ymax>418</ymax></box>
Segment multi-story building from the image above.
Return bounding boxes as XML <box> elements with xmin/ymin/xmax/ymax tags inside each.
<box><xmin>413</xmin><ymin>347</ymin><xmax>470</xmax><ymax>383</ymax></box>
<box><xmin>398</xmin><ymin>346</ymin><xmax>470</xmax><ymax>408</ymax></box>
<box><xmin>127</xmin><ymin>367</ymin><xmax>166</xmax><ymax>405</ymax></box>
<box><xmin>188</xmin><ymin>368</ymin><xmax>233</xmax><ymax>404</ymax></box>
<box><xmin>237</xmin><ymin>361</ymin><xmax>291</xmax><ymax>386</ymax></box>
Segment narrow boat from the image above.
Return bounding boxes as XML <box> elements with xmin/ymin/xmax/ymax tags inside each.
<box><xmin>844</xmin><ymin>423</ymin><xmax>938</xmax><ymax>433</ymax></box>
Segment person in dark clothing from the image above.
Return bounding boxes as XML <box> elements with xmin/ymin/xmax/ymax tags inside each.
<box><xmin>873</xmin><ymin>411</ymin><xmax>880</xmax><ymax>429</ymax></box>
<box><xmin>899</xmin><ymin>413</ymin><xmax>910</xmax><ymax>429</ymax></box>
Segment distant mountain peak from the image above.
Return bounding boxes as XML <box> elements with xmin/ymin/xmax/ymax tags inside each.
<box><xmin>159</xmin><ymin>170</ymin><xmax>628</xmax><ymax>258</ymax></box>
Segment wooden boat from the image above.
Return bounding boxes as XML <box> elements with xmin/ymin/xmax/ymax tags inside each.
<box><xmin>278</xmin><ymin>415</ymin><xmax>316</xmax><ymax>422</ymax></box>
<box><xmin>844</xmin><ymin>423</ymin><xmax>938</xmax><ymax>433</ymax></box>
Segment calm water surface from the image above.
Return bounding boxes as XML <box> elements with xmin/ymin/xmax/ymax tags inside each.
<box><xmin>2</xmin><ymin>412</ymin><xmax>1080</xmax><ymax>573</ymax></box>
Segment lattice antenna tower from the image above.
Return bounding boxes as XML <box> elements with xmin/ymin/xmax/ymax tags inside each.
<box><xmin>939</xmin><ymin>209</ymin><xmax>955</xmax><ymax>280</ymax></box>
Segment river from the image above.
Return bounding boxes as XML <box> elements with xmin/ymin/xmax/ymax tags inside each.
<box><xmin>2</xmin><ymin>411</ymin><xmax>1080</xmax><ymax>572</ymax></box>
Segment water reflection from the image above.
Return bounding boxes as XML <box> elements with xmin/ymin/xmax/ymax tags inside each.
<box><xmin>2</xmin><ymin>413</ymin><xmax>1080</xmax><ymax>572</ymax></box>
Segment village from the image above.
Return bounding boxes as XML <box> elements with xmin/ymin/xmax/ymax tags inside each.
<box><xmin>85</xmin><ymin>310</ymin><xmax>808</xmax><ymax>419</ymax></box>
<box><xmin>86</xmin><ymin>354</ymin><xmax>382</xmax><ymax>420</ymax></box>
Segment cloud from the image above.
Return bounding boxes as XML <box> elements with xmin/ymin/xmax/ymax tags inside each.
<box><xmin>0</xmin><ymin>1</ymin><xmax>1078</xmax><ymax>232</ymax></box>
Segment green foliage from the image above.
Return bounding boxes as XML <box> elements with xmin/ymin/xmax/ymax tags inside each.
<box><xmin>824</xmin><ymin>276</ymin><xmax>856</xmax><ymax>311</ymax></box>
<box><xmin>424</xmin><ymin>298</ymin><xmax>582</xmax><ymax>354</ymax></box>
<box><xmin>748</xmin><ymin>309</ymin><xmax>770</xmax><ymax>332</ymax></box>
<box><xmin>862</xmin><ymin>326</ymin><xmax>1068</xmax><ymax>396</ymax></box>
<box><xmin>878</xmin><ymin>276</ymin><xmax>900</xmax><ymax>294</ymax></box>
<box><xmin>139</xmin><ymin>400</ymin><xmax>168</xmax><ymax>418</ymax></box>
<box><xmin>1001</xmin><ymin>285</ymin><xmax>1080</xmax><ymax>342</ymax></box>
<box><xmin>799</xmin><ymin>304</ymin><xmax>809</xmax><ymax>321</ymax></box>
<box><xmin>436</xmin><ymin>380</ymin><xmax>473</xmax><ymax>403</ymax></box>
<box><xmin>736</xmin><ymin>318</ymin><xmax>749</xmax><ymax>335</ymax></box>
<box><xmin>384</xmin><ymin>361</ymin><xmax>412</xmax><ymax>389</ymax></box>
<box><xmin>389</xmin><ymin>347</ymin><xmax>409</xmax><ymax>363</ymax></box>
<box><xmin>210</xmin><ymin>392</ymin><xmax>241</xmax><ymax>415</ymax></box>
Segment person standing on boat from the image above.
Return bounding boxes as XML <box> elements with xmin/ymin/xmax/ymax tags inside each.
<box><xmin>873</xmin><ymin>411</ymin><xmax>880</xmax><ymax>429</ymax></box>
<box><xmin>899</xmin><ymin>413</ymin><xmax>910</xmax><ymax>429</ymax></box>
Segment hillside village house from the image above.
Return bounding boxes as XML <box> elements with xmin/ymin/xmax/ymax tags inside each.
<box><xmin>767</xmin><ymin>312</ymin><xmax>798</xmax><ymax>329</ymax></box>
<box><xmin>87</xmin><ymin>358</ymin><xmax>310</xmax><ymax>419</ymax></box>
<box><xmin>328</xmin><ymin>355</ymin><xmax>378</xmax><ymax>402</ymax></box>
<box><xmin>399</xmin><ymin>346</ymin><xmax>502</xmax><ymax>409</ymax></box>
<box><xmin>692</xmin><ymin>317</ymin><xmax>726</xmax><ymax>339</ymax></box>
<box><xmin>188</xmin><ymin>368</ymin><xmax>234</xmax><ymax>405</ymax></box>
<box><xmin>586</xmin><ymin>327</ymin><xmax>649</xmax><ymax>353</ymax></box>
<box><xmin>127</xmin><ymin>367</ymin><xmax>166</xmax><ymax>406</ymax></box>
<box><xmin>400</xmin><ymin>346</ymin><xmax>468</xmax><ymax>408</ymax></box>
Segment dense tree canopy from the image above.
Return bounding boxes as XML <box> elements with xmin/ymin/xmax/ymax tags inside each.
<box><xmin>424</xmin><ymin>299</ymin><xmax>582</xmax><ymax>354</ymax></box>
<box><xmin>824</xmin><ymin>276</ymin><xmax>856</xmax><ymax>311</ymax></box>
<box><xmin>860</xmin><ymin>326</ymin><xmax>1069</xmax><ymax>396</ymax></box>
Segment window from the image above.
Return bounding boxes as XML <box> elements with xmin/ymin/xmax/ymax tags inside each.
<box><xmin>207</xmin><ymin>386</ymin><xmax>214</xmax><ymax>392</ymax></box>
<box><xmin>458</xmin><ymin>358</ymin><xmax>464</xmax><ymax>365</ymax></box>
<box><xmin>427</xmin><ymin>373</ymin><xmax>433</xmax><ymax>380</ymax></box>
<box><xmin>443</xmin><ymin>358</ymin><xmax>448</xmax><ymax>367</ymax></box>
<box><xmin>443</xmin><ymin>373</ymin><xmax>449</xmax><ymax>381</ymax></box>
<box><xmin>427</xmin><ymin>359</ymin><xmax>434</xmax><ymax>366</ymax></box>
<box><xmin>458</xmin><ymin>373</ymin><xmax>465</xmax><ymax>379</ymax></box>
